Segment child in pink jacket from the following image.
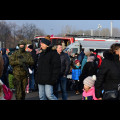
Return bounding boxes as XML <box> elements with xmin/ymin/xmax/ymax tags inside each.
<box><xmin>82</xmin><ymin>75</ymin><xmax>98</xmax><ymax>100</ymax></box>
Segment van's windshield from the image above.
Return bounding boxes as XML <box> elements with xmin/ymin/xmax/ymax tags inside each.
<box><xmin>71</xmin><ymin>48</ymin><xmax>78</xmax><ymax>54</ymax></box>
<box><xmin>63</xmin><ymin>48</ymin><xmax>69</xmax><ymax>52</ymax></box>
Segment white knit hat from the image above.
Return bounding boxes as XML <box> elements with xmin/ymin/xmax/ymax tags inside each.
<box><xmin>84</xmin><ymin>48</ymin><xmax>91</xmax><ymax>56</ymax></box>
<box><xmin>87</xmin><ymin>56</ymin><xmax>95</xmax><ymax>62</ymax></box>
<box><xmin>83</xmin><ymin>75</ymin><xmax>96</xmax><ymax>87</ymax></box>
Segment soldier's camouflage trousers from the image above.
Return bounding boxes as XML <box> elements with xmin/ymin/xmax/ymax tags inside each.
<box><xmin>13</xmin><ymin>75</ymin><xmax>28</xmax><ymax>100</ymax></box>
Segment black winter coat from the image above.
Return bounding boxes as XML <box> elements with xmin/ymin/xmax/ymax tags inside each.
<box><xmin>35</xmin><ymin>47</ymin><xmax>61</xmax><ymax>85</ymax></box>
<box><xmin>95</xmin><ymin>51</ymin><xmax>120</xmax><ymax>98</ymax></box>
<box><xmin>79</xmin><ymin>60</ymin><xmax>98</xmax><ymax>92</ymax></box>
<box><xmin>79</xmin><ymin>61</ymin><xmax>98</xmax><ymax>83</ymax></box>
<box><xmin>59</xmin><ymin>52</ymin><xmax>70</xmax><ymax>77</ymax></box>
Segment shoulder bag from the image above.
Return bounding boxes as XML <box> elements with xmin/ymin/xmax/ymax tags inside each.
<box><xmin>103</xmin><ymin>62</ymin><xmax>120</xmax><ymax>100</ymax></box>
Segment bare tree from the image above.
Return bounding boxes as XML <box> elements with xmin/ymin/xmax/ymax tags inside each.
<box><xmin>61</xmin><ymin>25</ymin><xmax>73</xmax><ymax>35</ymax></box>
<box><xmin>16</xmin><ymin>23</ymin><xmax>45</xmax><ymax>41</ymax></box>
<box><xmin>0</xmin><ymin>21</ymin><xmax>12</xmax><ymax>48</ymax></box>
<box><xmin>100</xmin><ymin>28</ymin><xmax>110</xmax><ymax>36</ymax></box>
<box><xmin>9</xmin><ymin>22</ymin><xmax>20</xmax><ymax>47</ymax></box>
<box><xmin>112</xmin><ymin>28</ymin><xmax>120</xmax><ymax>37</ymax></box>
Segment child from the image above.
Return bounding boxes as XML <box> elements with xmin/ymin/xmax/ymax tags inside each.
<box><xmin>72</xmin><ymin>60</ymin><xmax>81</xmax><ymax>94</ymax></box>
<box><xmin>82</xmin><ymin>75</ymin><xmax>98</xmax><ymax>100</ymax></box>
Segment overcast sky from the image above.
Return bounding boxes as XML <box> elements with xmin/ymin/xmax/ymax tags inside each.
<box><xmin>5</xmin><ymin>20</ymin><xmax>120</xmax><ymax>35</ymax></box>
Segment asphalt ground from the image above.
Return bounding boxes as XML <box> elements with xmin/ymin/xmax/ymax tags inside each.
<box><xmin>11</xmin><ymin>90</ymin><xmax>82</xmax><ymax>100</ymax></box>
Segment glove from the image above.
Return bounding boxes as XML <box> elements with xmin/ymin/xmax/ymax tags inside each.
<box><xmin>29</xmin><ymin>68</ymin><xmax>33</xmax><ymax>74</ymax></box>
<box><xmin>0</xmin><ymin>79</ymin><xmax>3</xmax><ymax>85</ymax></box>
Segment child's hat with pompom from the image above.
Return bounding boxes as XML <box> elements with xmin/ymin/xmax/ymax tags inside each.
<box><xmin>83</xmin><ymin>75</ymin><xmax>96</xmax><ymax>87</ymax></box>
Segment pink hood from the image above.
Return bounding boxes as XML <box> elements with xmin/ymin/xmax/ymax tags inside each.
<box><xmin>82</xmin><ymin>87</ymin><xmax>98</xmax><ymax>100</ymax></box>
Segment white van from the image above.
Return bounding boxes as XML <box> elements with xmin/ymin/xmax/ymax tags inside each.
<box><xmin>63</xmin><ymin>37</ymin><xmax>120</xmax><ymax>56</ymax></box>
<box><xmin>63</xmin><ymin>41</ymin><xmax>81</xmax><ymax>56</ymax></box>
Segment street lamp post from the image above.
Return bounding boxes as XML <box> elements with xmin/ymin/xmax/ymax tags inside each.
<box><xmin>110</xmin><ymin>21</ymin><xmax>113</xmax><ymax>37</ymax></box>
<box><xmin>98</xmin><ymin>24</ymin><xmax>102</xmax><ymax>37</ymax></box>
<box><xmin>91</xmin><ymin>29</ymin><xmax>93</xmax><ymax>36</ymax></box>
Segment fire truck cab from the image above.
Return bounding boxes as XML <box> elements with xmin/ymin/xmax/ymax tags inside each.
<box><xmin>32</xmin><ymin>36</ymin><xmax>74</xmax><ymax>49</ymax></box>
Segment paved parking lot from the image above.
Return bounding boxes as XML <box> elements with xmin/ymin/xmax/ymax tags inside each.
<box><xmin>11</xmin><ymin>91</ymin><xmax>82</xmax><ymax>100</ymax></box>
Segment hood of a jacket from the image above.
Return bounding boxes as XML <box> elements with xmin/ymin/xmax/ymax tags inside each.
<box><xmin>103</xmin><ymin>50</ymin><xmax>119</xmax><ymax>62</ymax></box>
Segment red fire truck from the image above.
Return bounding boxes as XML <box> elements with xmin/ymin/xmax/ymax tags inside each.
<box><xmin>32</xmin><ymin>36</ymin><xmax>74</xmax><ymax>48</ymax></box>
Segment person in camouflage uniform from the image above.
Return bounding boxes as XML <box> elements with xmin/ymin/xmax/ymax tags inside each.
<box><xmin>9</xmin><ymin>40</ymin><xmax>34</xmax><ymax>100</ymax></box>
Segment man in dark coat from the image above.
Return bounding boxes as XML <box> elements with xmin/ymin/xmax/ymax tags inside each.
<box><xmin>36</xmin><ymin>36</ymin><xmax>61</xmax><ymax>100</ymax></box>
<box><xmin>56</xmin><ymin>43</ymin><xmax>70</xmax><ymax>100</ymax></box>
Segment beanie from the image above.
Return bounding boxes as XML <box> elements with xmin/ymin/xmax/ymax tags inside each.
<box><xmin>41</xmin><ymin>37</ymin><xmax>51</xmax><ymax>46</ymax></box>
<box><xmin>87</xmin><ymin>56</ymin><xmax>95</xmax><ymax>62</ymax></box>
<box><xmin>28</xmin><ymin>45</ymin><xmax>33</xmax><ymax>50</ymax></box>
<box><xmin>18</xmin><ymin>40</ymin><xmax>26</xmax><ymax>46</ymax></box>
<box><xmin>83</xmin><ymin>75</ymin><xmax>96</xmax><ymax>87</ymax></box>
<box><xmin>84</xmin><ymin>48</ymin><xmax>91</xmax><ymax>56</ymax></box>
<box><xmin>75</xmin><ymin>60</ymin><xmax>80</xmax><ymax>64</ymax></box>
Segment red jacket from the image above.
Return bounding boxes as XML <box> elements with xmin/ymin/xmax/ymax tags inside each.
<box><xmin>93</xmin><ymin>52</ymin><xmax>102</xmax><ymax>68</ymax></box>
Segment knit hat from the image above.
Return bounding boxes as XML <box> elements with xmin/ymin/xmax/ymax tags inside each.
<box><xmin>83</xmin><ymin>75</ymin><xmax>96</xmax><ymax>87</ymax></box>
<box><xmin>87</xmin><ymin>56</ymin><xmax>95</xmax><ymax>62</ymax></box>
<box><xmin>41</xmin><ymin>36</ymin><xmax>51</xmax><ymax>46</ymax></box>
<box><xmin>84</xmin><ymin>48</ymin><xmax>91</xmax><ymax>56</ymax></box>
<box><xmin>18</xmin><ymin>40</ymin><xmax>26</xmax><ymax>46</ymax></box>
<box><xmin>75</xmin><ymin>60</ymin><xmax>80</xmax><ymax>64</ymax></box>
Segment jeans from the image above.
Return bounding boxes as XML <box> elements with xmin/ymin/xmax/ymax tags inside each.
<box><xmin>38</xmin><ymin>84</ymin><xmax>58</xmax><ymax>100</ymax></box>
<box><xmin>29</xmin><ymin>70</ymin><xmax>35</xmax><ymax>90</ymax></box>
<box><xmin>57</xmin><ymin>76</ymin><xmax>68</xmax><ymax>100</ymax></box>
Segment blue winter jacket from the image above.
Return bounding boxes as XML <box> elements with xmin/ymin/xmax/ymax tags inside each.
<box><xmin>72</xmin><ymin>66</ymin><xmax>81</xmax><ymax>80</ymax></box>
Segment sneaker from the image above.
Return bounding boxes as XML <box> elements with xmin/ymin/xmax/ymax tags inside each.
<box><xmin>26</xmin><ymin>90</ymin><xmax>29</xmax><ymax>93</ymax></box>
<box><xmin>75</xmin><ymin>91</ymin><xmax>80</xmax><ymax>95</ymax></box>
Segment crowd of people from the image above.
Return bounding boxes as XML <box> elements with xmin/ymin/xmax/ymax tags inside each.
<box><xmin>0</xmin><ymin>35</ymin><xmax>120</xmax><ymax>100</ymax></box>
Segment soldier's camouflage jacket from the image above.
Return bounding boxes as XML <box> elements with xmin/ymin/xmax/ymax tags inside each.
<box><xmin>9</xmin><ymin>49</ymin><xmax>34</xmax><ymax>76</ymax></box>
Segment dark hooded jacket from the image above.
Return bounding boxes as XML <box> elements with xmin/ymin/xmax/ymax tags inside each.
<box><xmin>95</xmin><ymin>50</ymin><xmax>120</xmax><ymax>98</ymax></box>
